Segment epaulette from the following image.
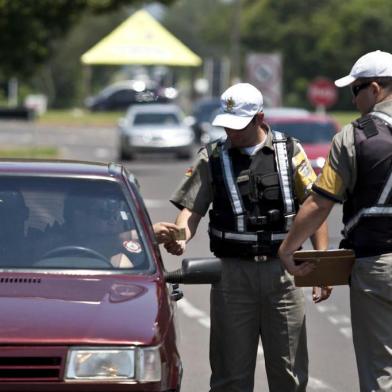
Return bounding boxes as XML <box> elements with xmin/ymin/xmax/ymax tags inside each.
<box><xmin>205</xmin><ymin>138</ymin><xmax>224</xmax><ymax>159</ymax></box>
<box><xmin>352</xmin><ymin>114</ymin><xmax>378</xmax><ymax>138</ymax></box>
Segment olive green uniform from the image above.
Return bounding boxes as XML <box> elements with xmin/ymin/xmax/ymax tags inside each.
<box><xmin>171</xmin><ymin>129</ymin><xmax>317</xmax><ymax>392</ymax></box>
<box><xmin>313</xmin><ymin>99</ymin><xmax>392</xmax><ymax>392</ymax></box>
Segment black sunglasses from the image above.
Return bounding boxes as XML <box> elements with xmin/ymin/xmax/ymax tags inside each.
<box><xmin>351</xmin><ymin>82</ymin><xmax>371</xmax><ymax>97</ymax></box>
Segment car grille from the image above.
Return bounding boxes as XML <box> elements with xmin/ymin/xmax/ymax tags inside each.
<box><xmin>0</xmin><ymin>347</ymin><xmax>67</xmax><ymax>381</ymax></box>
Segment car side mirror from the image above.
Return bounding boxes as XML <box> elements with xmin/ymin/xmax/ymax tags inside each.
<box><xmin>164</xmin><ymin>257</ymin><xmax>222</xmax><ymax>284</ymax></box>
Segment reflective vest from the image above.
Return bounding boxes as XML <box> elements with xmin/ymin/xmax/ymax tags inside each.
<box><xmin>207</xmin><ymin>131</ymin><xmax>298</xmax><ymax>258</ymax></box>
<box><xmin>342</xmin><ymin>111</ymin><xmax>392</xmax><ymax>257</ymax></box>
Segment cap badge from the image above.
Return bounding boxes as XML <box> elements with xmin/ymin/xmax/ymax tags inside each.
<box><xmin>225</xmin><ymin>97</ymin><xmax>235</xmax><ymax>113</ymax></box>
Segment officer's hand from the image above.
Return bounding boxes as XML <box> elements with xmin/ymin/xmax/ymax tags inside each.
<box><xmin>278</xmin><ymin>249</ymin><xmax>316</xmax><ymax>276</ymax></box>
<box><xmin>164</xmin><ymin>239</ymin><xmax>186</xmax><ymax>256</ymax></box>
<box><xmin>153</xmin><ymin>222</ymin><xmax>181</xmax><ymax>244</ymax></box>
<box><xmin>312</xmin><ymin>286</ymin><xmax>333</xmax><ymax>303</ymax></box>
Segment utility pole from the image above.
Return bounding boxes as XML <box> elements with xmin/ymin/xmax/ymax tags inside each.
<box><xmin>229</xmin><ymin>0</ymin><xmax>241</xmax><ymax>82</ymax></box>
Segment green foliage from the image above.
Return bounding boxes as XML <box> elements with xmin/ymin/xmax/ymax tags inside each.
<box><xmin>163</xmin><ymin>0</ymin><xmax>392</xmax><ymax>108</ymax></box>
<box><xmin>0</xmin><ymin>0</ymin><xmax>174</xmax><ymax>79</ymax></box>
<box><xmin>240</xmin><ymin>0</ymin><xmax>392</xmax><ymax>108</ymax></box>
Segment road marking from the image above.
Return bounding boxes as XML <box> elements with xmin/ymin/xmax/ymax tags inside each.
<box><xmin>305</xmin><ymin>288</ymin><xmax>352</xmax><ymax>340</ymax></box>
<box><xmin>145</xmin><ymin>199</ymin><xmax>168</xmax><ymax>208</ymax></box>
<box><xmin>327</xmin><ymin>315</ymin><xmax>351</xmax><ymax>325</ymax></box>
<box><xmin>339</xmin><ymin>327</ymin><xmax>353</xmax><ymax>339</ymax></box>
<box><xmin>308</xmin><ymin>377</ymin><xmax>337</xmax><ymax>391</ymax></box>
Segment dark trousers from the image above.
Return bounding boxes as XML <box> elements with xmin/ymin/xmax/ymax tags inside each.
<box><xmin>209</xmin><ymin>258</ymin><xmax>308</xmax><ymax>392</ymax></box>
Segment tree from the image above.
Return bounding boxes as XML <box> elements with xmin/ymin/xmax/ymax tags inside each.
<box><xmin>0</xmin><ymin>0</ymin><xmax>174</xmax><ymax>79</ymax></box>
<box><xmin>240</xmin><ymin>0</ymin><xmax>392</xmax><ymax>107</ymax></box>
<box><xmin>163</xmin><ymin>0</ymin><xmax>392</xmax><ymax>108</ymax></box>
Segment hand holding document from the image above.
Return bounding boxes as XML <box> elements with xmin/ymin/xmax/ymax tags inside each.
<box><xmin>293</xmin><ymin>249</ymin><xmax>355</xmax><ymax>287</ymax></box>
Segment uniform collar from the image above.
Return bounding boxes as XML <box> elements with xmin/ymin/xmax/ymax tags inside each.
<box><xmin>373</xmin><ymin>98</ymin><xmax>392</xmax><ymax>118</ymax></box>
<box><xmin>222</xmin><ymin>126</ymin><xmax>274</xmax><ymax>151</ymax></box>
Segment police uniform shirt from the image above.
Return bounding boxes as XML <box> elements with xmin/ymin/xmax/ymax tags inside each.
<box><xmin>170</xmin><ymin>126</ymin><xmax>317</xmax><ymax>214</ymax></box>
<box><xmin>313</xmin><ymin>99</ymin><xmax>392</xmax><ymax>202</ymax></box>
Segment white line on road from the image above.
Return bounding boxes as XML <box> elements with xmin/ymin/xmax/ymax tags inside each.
<box><xmin>327</xmin><ymin>315</ymin><xmax>351</xmax><ymax>325</ymax></box>
<box><xmin>305</xmin><ymin>288</ymin><xmax>352</xmax><ymax>340</ymax></box>
<box><xmin>145</xmin><ymin>199</ymin><xmax>169</xmax><ymax>208</ymax></box>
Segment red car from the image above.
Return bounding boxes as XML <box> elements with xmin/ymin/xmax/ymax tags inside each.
<box><xmin>265</xmin><ymin>113</ymin><xmax>340</xmax><ymax>174</ymax></box>
<box><xmin>0</xmin><ymin>160</ymin><xmax>220</xmax><ymax>392</ymax></box>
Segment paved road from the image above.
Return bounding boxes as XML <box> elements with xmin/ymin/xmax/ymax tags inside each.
<box><xmin>0</xmin><ymin>121</ymin><xmax>359</xmax><ymax>391</ymax></box>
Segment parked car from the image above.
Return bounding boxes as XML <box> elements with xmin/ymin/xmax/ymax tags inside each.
<box><xmin>0</xmin><ymin>159</ymin><xmax>220</xmax><ymax>391</ymax></box>
<box><xmin>200</xmin><ymin>108</ymin><xmax>339</xmax><ymax>174</ymax></box>
<box><xmin>191</xmin><ymin>97</ymin><xmax>221</xmax><ymax>143</ymax></box>
<box><xmin>266</xmin><ymin>113</ymin><xmax>339</xmax><ymax>174</ymax></box>
<box><xmin>118</xmin><ymin>103</ymin><xmax>195</xmax><ymax>160</ymax></box>
<box><xmin>85</xmin><ymin>80</ymin><xmax>176</xmax><ymax>111</ymax></box>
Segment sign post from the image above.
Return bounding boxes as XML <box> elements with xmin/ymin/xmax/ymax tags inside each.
<box><xmin>307</xmin><ymin>77</ymin><xmax>338</xmax><ymax>113</ymax></box>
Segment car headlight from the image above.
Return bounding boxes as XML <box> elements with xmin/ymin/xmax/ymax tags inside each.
<box><xmin>65</xmin><ymin>347</ymin><xmax>161</xmax><ymax>382</ymax></box>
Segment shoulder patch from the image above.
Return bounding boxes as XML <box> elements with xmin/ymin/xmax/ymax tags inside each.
<box><xmin>185</xmin><ymin>167</ymin><xmax>193</xmax><ymax>177</ymax></box>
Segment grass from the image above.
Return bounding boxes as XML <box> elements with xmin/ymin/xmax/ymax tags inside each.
<box><xmin>0</xmin><ymin>147</ymin><xmax>58</xmax><ymax>159</ymax></box>
<box><xmin>38</xmin><ymin>109</ymin><xmax>123</xmax><ymax>127</ymax></box>
<box><xmin>329</xmin><ymin>111</ymin><xmax>358</xmax><ymax>127</ymax></box>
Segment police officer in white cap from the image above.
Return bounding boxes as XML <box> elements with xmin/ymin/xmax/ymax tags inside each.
<box><xmin>165</xmin><ymin>82</ymin><xmax>329</xmax><ymax>391</ymax></box>
<box><xmin>279</xmin><ymin>50</ymin><xmax>392</xmax><ymax>391</ymax></box>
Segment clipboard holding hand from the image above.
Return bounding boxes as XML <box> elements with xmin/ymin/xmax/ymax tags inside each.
<box><xmin>293</xmin><ymin>249</ymin><xmax>355</xmax><ymax>287</ymax></box>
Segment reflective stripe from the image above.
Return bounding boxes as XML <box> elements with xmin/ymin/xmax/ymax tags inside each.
<box><xmin>219</xmin><ymin>144</ymin><xmax>246</xmax><ymax>232</ymax></box>
<box><xmin>378</xmin><ymin>170</ymin><xmax>392</xmax><ymax>204</ymax></box>
<box><xmin>344</xmin><ymin>207</ymin><xmax>392</xmax><ymax>235</ymax></box>
<box><xmin>272</xmin><ymin>131</ymin><xmax>295</xmax><ymax>230</ymax></box>
<box><xmin>210</xmin><ymin>227</ymin><xmax>286</xmax><ymax>242</ymax></box>
<box><xmin>370</xmin><ymin>111</ymin><xmax>392</xmax><ymax>128</ymax></box>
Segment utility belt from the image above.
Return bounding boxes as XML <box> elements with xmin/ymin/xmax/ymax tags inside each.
<box><xmin>209</xmin><ymin>226</ymin><xmax>287</xmax><ymax>258</ymax></box>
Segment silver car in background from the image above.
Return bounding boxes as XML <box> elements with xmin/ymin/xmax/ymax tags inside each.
<box><xmin>118</xmin><ymin>103</ymin><xmax>195</xmax><ymax>160</ymax></box>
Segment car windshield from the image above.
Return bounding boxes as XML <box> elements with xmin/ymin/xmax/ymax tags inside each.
<box><xmin>133</xmin><ymin>112</ymin><xmax>180</xmax><ymax>125</ymax></box>
<box><xmin>268</xmin><ymin>121</ymin><xmax>336</xmax><ymax>143</ymax></box>
<box><xmin>0</xmin><ymin>177</ymin><xmax>150</xmax><ymax>271</ymax></box>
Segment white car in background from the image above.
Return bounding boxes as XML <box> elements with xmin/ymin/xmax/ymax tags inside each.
<box><xmin>118</xmin><ymin>103</ymin><xmax>195</xmax><ymax>160</ymax></box>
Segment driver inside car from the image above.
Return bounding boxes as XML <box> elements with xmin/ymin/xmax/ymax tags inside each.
<box><xmin>39</xmin><ymin>192</ymin><xmax>144</xmax><ymax>268</ymax></box>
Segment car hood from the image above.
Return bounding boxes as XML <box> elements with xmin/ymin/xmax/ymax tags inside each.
<box><xmin>0</xmin><ymin>273</ymin><xmax>164</xmax><ymax>346</ymax></box>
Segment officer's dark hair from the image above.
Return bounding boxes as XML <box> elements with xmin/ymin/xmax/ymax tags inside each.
<box><xmin>358</xmin><ymin>77</ymin><xmax>392</xmax><ymax>93</ymax></box>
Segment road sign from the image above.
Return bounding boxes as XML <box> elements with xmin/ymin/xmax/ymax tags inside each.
<box><xmin>307</xmin><ymin>78</ymin><xmax>338</xmax><ymax>108</ymax></box>
<box><xmin>246</xmin><ymin>53</ymin><xmax>282</xmax><ymax>107</ymax></box>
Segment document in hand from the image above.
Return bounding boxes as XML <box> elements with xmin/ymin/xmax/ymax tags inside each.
<box><xmin>293</xmin><ymin>249</ymin><xmax>355</xmax><ymax>287</ymax></box>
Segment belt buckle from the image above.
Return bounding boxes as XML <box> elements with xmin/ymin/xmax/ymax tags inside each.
<box><xmin>254</xmin><ymin>255</ymin><xmax>268</xmax><ymax>262</ymax></box>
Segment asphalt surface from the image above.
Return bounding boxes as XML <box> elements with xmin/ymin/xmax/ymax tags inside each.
<box><xmin>0</xmin><ymin>121</ymin><xmax>359</xmax><ymax>391</ymax></box>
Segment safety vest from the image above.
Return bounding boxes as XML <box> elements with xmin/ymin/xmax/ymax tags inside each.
<box><xmin>207</xmin><ymin>131</ymin><xmax>298</xmax><ymax>258</ymax></box>
<box><xmin>342</xmin><ymin>111</ymin><xmax>392</xmax><ymax>257</ymax></box>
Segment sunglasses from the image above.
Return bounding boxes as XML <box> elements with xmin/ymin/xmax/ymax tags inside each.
<box><xmin>351</xmin><ymin>82</ymin><xmax>371</xmax><ymax>97</ymax></box>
